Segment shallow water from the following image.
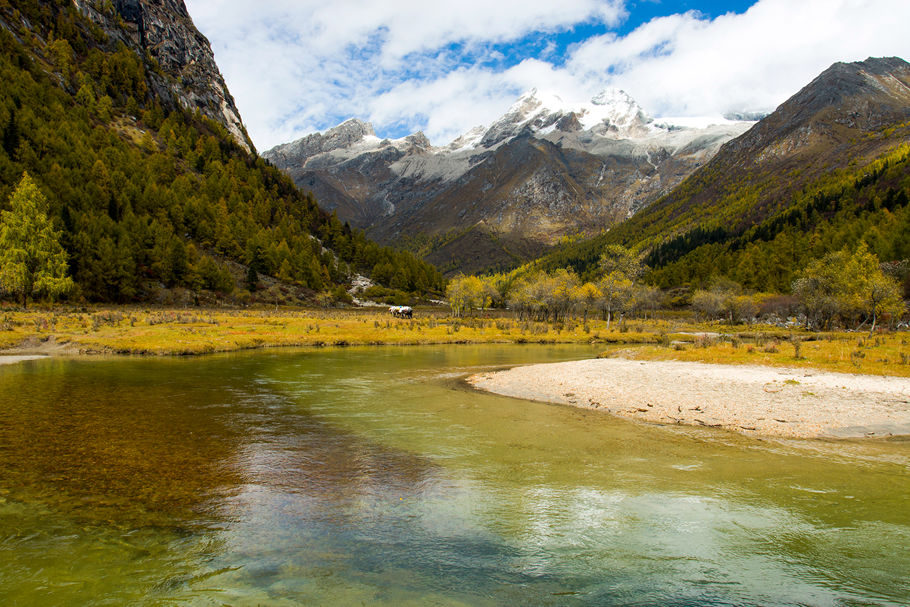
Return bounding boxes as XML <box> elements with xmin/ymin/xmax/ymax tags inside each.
<box><xmin>0</xmin><ymin>344</ymin><xmax>908</xmax><ymax>606</ymax></box>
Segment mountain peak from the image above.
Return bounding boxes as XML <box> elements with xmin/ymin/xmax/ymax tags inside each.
<box><xmin>263</xmin><ymin>119</ymin><xmax>377</xmax><ymax>168</ymax></box>
<box><xmin>836</xmin><ymin>56</ymin><xmax>910</xmax><ymax>76</ymax></box>
<box><xmin>478</xmin><ymin>87</ymin><xmax>656</xmax><ymax>147</ymax></box>
<box><xmin>333</xmin><ymin>118</ymin><xmax>376</xmax><ymax>139</ymax></box>
<box><xmin>586</xmin><ymin>88</ymin><xmax>652</xmax><ymax>134</ymax></box>
<box><xmin>746</xmin><ymin>55</ymin><xmax>910</xmax><ymax>146</ymax></box>
<box><xmin>796</xmin><ymin>56</ymin><xmax>910</xmax><ymax>103</ymax></box>
<box><xmin>503</xmin><ymin>89</ymin><xmax>567</xmax><ymax>122</ymax></box>
<box><xmin>591</xmin><ymin>88</ymin><xmax>634</xmax><ymax>106</ymax></box>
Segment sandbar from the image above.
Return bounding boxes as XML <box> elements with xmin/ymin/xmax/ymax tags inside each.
<box><xmin>0</xmin><ymin>355</ymin><xmax>47</xmax><ymax>366</ymax></box>
<box><xmin>468</xmin><ymin>358</ymin><xmax>910</xmax><ymax>439</ymax></box>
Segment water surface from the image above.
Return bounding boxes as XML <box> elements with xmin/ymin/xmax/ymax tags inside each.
<box><xmin>1</xmin><ymin>345</ymin><xmax>908</xmax><ymax>605</ymax></box>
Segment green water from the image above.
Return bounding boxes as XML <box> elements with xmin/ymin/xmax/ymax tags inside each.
<box><xmin>0</xmin><ymin>345</ymin><xmax>908</xmax><ymax>606</ymax></box>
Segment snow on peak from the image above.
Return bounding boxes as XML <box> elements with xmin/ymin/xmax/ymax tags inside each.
<box><xmin>446</xmin><ymin>125</ymin><xmax>487</xmax><ymax>152</ymax></box>
<box><xmin>581</xmin><ymin>89</ymin><xmax>653</xmax><ymax>133</ymax></box>
<box><xmin>498</xmin><ymin>88</ymin><xmax>571</xmax><ymax>128</ymax></box>
<box><xmin>505</xmin><ymin>87</ymin><xmax>652</xmax><ymax>132</ymax></box>
<box><xmin>443</xmin><ymin>87</ymin><xmax>760</xmax><ymax>153</ymax></box>
<box><xmin>472</xmin><ymin>88</ymin><xmax>655</xmax><ymax>148</ymax></box>
<box><xmin>591</xmin><ymin>88</ymin><xmax>635</xmax><ymax>107</ymax></box>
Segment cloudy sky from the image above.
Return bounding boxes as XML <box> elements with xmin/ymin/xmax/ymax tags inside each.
<box><xmin>183</xmin><ymin>0</ymin><xmax>910</xmax><ymax>151</ymax></box>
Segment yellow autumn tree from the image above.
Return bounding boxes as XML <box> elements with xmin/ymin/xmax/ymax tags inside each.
<box><xmin>0</xmin><ymin>173</ymin><xmax>74</xmax><ymax>307</ymax></box>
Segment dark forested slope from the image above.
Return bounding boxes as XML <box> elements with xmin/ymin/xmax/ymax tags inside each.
<box><xmin>0</xmin><ymin>0</ymin><xmax>442</xmax><ymax>303</ymax></box>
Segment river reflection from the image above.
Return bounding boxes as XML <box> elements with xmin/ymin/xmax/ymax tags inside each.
<box><xmin>0</xmin><ymin>345</ymin><xmax>908</xmax><ymax>605</ymax></box>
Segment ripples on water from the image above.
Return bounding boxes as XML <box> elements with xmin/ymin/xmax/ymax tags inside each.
<box><xmin>0</xmin><ymin>345</ymin><xmax>908</xmax><ymax>605</ymax></box>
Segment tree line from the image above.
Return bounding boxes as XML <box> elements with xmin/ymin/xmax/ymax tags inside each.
<box><xmin>530</xmin><ymin>141</ymin><xmax>910</xmax><ymax>299</ymax></box>
<box><xmin>446</xmin><ymin>245</ymin><xmax>662</xmax><ymax>325</ymax></box>
<box><xmin>447</xmin><ymin>242</ymin><xmax>907</xmax><ymax>331</ymax></box>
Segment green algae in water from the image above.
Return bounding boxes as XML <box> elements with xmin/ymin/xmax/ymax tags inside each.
<box><xmin>0</xmin><ymin>345</ymin><xmax>909</xmax><ymax>605</ymax></box>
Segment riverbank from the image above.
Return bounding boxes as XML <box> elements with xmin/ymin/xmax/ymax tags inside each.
<box><xmin>468</xmin><ymin>358</ymin><xmax>910</xmax><ymax>439</ymax></box>
<box><xmin>1</xmin><ymin>307</ymin><xmax>908</xmax><ymax>378</ymax></box>
<box><xmin>0</xmin><ymin>307</ymin><xmax>651</xmax><ymax>355</ymax></box>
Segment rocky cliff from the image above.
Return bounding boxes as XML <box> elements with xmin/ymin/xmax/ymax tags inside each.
<box><xmin>72</xmin><ymin>0</ymin><xmax>253</xmax><ymax>152</ymax></box>
<box><xmin>264</xmin><ymin>90</ymin><xmax>752</xmax><ymax>273</ymax></box>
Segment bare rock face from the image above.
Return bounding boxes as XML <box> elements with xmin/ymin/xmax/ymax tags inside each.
<box><xmin>724</xmin><ymin>57</ymin><xmax>910</xmax><ymax>167</ymax></box>
<box><xmin>264</xmin><ymin>89</ymin><xmax>752</xmax><ymax>274</ymax></box>
<box><xmin>73</xmin><ymin>0</ymin><xmax>253</xmax><ymax>152</ymax></box>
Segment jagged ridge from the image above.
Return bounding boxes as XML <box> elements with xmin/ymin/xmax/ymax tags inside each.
<box><xmin>264</xmin><ymin>90</ymin><xmax>752</xmax><ymax>275</ymax></box>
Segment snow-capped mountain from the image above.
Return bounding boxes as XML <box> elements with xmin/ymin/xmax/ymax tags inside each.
<box><xmin>263</xmin><ymin>90</ymin><xmax>753</xmax><ymax>274</ymax></box>
<box><xmin>265</xmin><ymin>119</ymin><xmax>432</xmax><ymax>169</ymax></box>
<box><xmin>478</xmin><ymin>88</ymin><xmax>656</xmax><ymax>148</ymax></box>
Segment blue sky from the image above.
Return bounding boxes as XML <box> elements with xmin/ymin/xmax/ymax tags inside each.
<box><xmin>185</xmin><ymin>0</ymin><xmax>910</xmax><ymax>150</ymax></box>
<box><xmin>425</xmin><ymin>2</ymin><xmax>753</xmax><ymax>77</ymax></box>
<box><xmin>614</xmin><ymin>1</ymin><xmax>758</xmax><ymax>34</ymax></box>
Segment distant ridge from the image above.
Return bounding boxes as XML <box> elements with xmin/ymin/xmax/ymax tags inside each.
<box><xmin>264</xmin><ymin>90</ymin><xmax>752</xmax><ymax>274</ymax></box>
<box><xmin>535</xmin><ymin>56</ymin><xmax>910</xmax><ymax>294</ymax></box>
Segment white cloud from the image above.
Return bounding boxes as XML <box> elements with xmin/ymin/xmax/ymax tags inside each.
<box><xmin>185</xmin><ymin>0</ymin><xmax>910</xmax><ymax>151</ymax></box>
<box><xmin>185</xmin><ymin>0</ymin><xmax>625</xmax><ymax>149</ymax></box>
<box><xmin>368</xmin><ymin>60</ymin><xmax>592</xmax><ymax>144</ymax></box>
<box><xmin>567</xmin><ymin>0</ymin><xmax>910</xmax><ymax>118</ymax></box>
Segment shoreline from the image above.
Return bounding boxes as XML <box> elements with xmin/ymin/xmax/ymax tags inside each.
<box><xmin>0</xmin><ymin>355</ymin><xmax>48</xmax><ymax>366</ymax></box>
<box><xmin>0</xmin><ymin>308</ymin><xmax>908</xmax><ymax>377</ymax></box>
<box><xmin>468</xmin><ymin>358</ymin><xmax>910</xmax><ymax>439</ymax></box>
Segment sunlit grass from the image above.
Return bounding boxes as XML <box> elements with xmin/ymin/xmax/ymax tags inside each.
<box><xmin>618</xmin><ymin>331</ymin><xmax>910</xmax><ymax>377</ymax></box>
<box><xmin>1</xmin><ymin>306</ymin><xmax>908</xmax><ymax>377</ymax></box>
<box><xmin>1</xmin><ymin>306</ymin><xmax>654</xmax><ymax>355</ymax></box>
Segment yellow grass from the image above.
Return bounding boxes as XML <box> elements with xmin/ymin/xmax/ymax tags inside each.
<box><xmin>2</xmin><ymin>306</ymin><xmax>908</xmax><ymax>377</ymax></box>
<box><xmin>617</xmin><ymin>332</ymin><xmax>910</xmax><ymax>377</ymax></box>
<box><xmin>0</xmin><ymin>306</ymin><xmax>660</xmax><ymax>355</ymax></box>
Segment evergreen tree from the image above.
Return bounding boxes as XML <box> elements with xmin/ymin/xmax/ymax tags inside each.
<box><xmin>246</xmin><ymin>265</ymin><xmax>259</xmax><ymax>292</ymax></box>
<box><xmin>0</xmin><ymin>10</ymin><xmax>444</xmax><ymax>304</ymax></box>
<box><xmin>2</xmin><ymin>109</ymin><xmax>19</xmax><ymax>157</ymax></box>
<box><xmin>0</xmin><ymin>173</ymin><xmax>74</xmax><ymax>306</ymax></box>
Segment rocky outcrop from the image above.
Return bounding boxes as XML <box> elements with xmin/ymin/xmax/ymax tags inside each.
<box><xmin>264</xmin><ymin>89</ymin><xmax>752</xmax><ymax>273</ymax></box>
<box><xmin>73</xmin><ymin>0</ymin><xmax>253</xmax><ymax>152</ymax></box>
<box><xmin>267</xmin><ymin>119</ymin><xmax>376</xmax><ymax>164</ymax></box>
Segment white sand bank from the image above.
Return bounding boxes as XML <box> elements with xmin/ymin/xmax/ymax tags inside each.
<box><xmin>468</xmin><ymin>359</ymin><xmax>910</xmax><ymax>439</ymax></box>
<box><xmin>0</xmin><ymin>355</ymin><xmax>47</xmax><ymax>366</ymax></box>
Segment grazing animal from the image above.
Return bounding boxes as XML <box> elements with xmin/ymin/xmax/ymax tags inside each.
<box><xmin>389</xmin><ymin>306</ymin><xmax>413</xmax><ymax>318</ymax></box>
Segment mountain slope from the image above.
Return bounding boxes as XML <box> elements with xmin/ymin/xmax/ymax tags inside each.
<box><xmin>264</xmin><ymin>90</ymin><xmax>752</xmax><ymax>274</ymax></box>
<box><xmin>73</xmin><ymin>0</ymin><xmax>253</xmax><ymax>152</ymax></box>
<box><xmin>616</xmin><ymin>56</ymin><xmax>910</xmax><ymax>244</ymax></box>
<box><xmin>0</xmin><ymin>1</ymin><xmax>442</xmax><ymax>303</ymax></box>
<box><xmin>535</xmin><ymin>57</ymin><xmax>910</xmax><ymax>293</ymax></box>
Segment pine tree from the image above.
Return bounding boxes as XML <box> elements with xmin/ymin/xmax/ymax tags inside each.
<box><xmin>2</xmin><ymin>109</ymin><xmax>19</xmax><ymax>157</ymax></box>
<box><xmin>0</xmin><ymin>173</ymin><xmax>74</xmax><ymax>307</ymax></box>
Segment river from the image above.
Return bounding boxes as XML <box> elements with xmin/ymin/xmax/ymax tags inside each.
<box><xmin>1</xmin><ymin>345</ymin><xmax>908</xmax><ymax>605</ymax></box>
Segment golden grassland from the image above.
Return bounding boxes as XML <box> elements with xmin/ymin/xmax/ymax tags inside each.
<box><xmin>614</xmin><ymin>332</ymin><xmax>910</xmax><ymax>377</ymax></box>
<box><xmin>0</xmin><ymin>305</ymin><xmax>908</xmax><ymax>377</ymax></box>
<box><xmin>0</xmin><ymin>306</ymin><xmax>659</xmax><ymax>355</ymax></box>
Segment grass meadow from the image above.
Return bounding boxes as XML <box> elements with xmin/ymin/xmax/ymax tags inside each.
<box><xmin>1</xmin><ymin>305</ymin><xmax>908</xmax><ymax>377</ymax></box>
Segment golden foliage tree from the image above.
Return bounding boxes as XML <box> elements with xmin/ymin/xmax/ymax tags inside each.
<box><xmin>0</xmin><ymin>173</ymin><xmax>74</xmax><ymax>307</ymax></box>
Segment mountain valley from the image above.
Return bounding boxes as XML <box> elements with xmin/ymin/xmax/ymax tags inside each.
<box><xmin>264</xmin><ymin>90</ymin><xmax>754</xmax><ymax>274</ymax></box>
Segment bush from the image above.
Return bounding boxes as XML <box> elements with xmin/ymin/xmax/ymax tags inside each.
<box><xmin>361</xmin><ymin>285</ymin><xmax>412</xmax><ymax>305</ymax></box>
